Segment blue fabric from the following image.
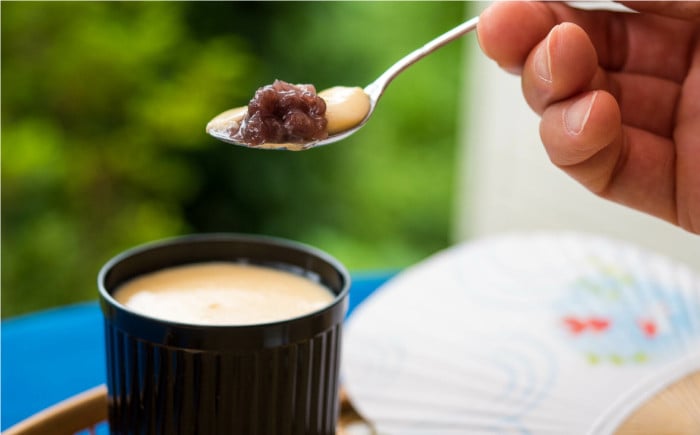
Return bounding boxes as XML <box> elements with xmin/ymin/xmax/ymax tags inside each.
<box><xmin>0</xmin><ymin>272</ymin><xmax>394</xmax><ymax>430</ymax></box>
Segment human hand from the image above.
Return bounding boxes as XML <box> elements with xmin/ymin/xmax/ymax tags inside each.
<box><xmin>477</xmin><ymin>1</ymin><xmax>700</xmax><ymax>234</ymax></box>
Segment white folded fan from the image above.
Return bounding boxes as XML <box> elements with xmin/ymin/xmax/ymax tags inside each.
<box><xmin>342</xmin><ymin>232</ymin><xmax>700</xmax><ymax>434</ymax></box>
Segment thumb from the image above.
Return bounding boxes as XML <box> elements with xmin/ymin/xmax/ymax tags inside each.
<box><xmin>619</xmin><ymin>1</ymin><xmax>700</xmax><ymax>21</ymax></box>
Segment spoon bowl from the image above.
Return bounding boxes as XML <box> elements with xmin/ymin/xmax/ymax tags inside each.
<box><xmin>206</xmin><ymin>16</ymin><xmax>479</xmax><ymax>151</ymax></box>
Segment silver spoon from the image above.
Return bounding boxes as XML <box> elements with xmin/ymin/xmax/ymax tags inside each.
<box><xmin>207</xmin><ymin>15</ymin><xmax>479</xmax><ymax>151</ymax></box>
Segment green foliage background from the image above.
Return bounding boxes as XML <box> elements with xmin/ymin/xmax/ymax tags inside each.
<box><xmin>2</xmin><ymin>2</ymin><xmax>472</xmax><ymax>317</ymax></box>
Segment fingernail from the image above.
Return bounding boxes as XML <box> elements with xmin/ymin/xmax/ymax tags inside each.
<box><xmin>533</xmin><ymin>32</ymin><xmax>552</xmax><ymax>83</ymax></box>
<box><xmin>565</xmin><ymin>91</ymin><xmax>597</xmax><ymax>135</ymax></box>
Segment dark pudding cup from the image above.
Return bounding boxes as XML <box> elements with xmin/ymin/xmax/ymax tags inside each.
<box><xmin>98</xmin><ymin>233</ymin><xmax>350</xmax><ymax>435</ymax></box>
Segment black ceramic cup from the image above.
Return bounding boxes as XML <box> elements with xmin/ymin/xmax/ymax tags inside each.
<box><xmin>98</xmin><ymin>233</ymin><xmax>350</xmax><ymax>435</ymax></box>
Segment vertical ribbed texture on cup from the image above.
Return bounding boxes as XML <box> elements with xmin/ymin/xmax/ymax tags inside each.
<box><xmin>100</xmin><ymin>234</ymin><xmax>349</xmax><ymax>435</ymax></box>
<box><xmin>105</xmin><ymin>321</ymin><xmax>342</xmax><ymax>435</ymax></box>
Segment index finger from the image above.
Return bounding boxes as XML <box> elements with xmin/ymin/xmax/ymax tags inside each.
<box><xmin>477</xmin><ymin>1</ymin><xmax>696</xmax><ymax>83</ymax></box>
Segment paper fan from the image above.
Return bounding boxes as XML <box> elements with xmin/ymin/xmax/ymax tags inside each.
<box><xmin>342</xmin><ymin>232</ymin><xmax>700</xmax><ymax>435</ymax></box>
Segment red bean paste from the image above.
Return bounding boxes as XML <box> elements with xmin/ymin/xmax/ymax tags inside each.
<box><xmin>231</xmin><ymin>80</ymin><xmax>329</xmax><ymax>146</ymax></box>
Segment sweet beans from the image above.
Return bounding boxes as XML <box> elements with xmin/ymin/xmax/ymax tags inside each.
<box><xmin>232</xmin><ymin>80</ymin><xmax>329</xmax><ymax>145</ymax></box>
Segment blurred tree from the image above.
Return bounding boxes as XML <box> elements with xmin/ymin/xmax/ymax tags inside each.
<box><xmin>2</xmin><ymin>1</ymin><xmax>467</xmax><ymax>317</ymax></box>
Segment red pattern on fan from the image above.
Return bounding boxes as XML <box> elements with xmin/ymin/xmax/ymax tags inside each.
<box><xmin>562</xmin><ymin>316</ymin><xmax>611</xmax><ymax>334</ymax></box>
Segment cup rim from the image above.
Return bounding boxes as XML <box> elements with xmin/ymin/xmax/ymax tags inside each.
<box><xmin>98</xmin><ymin>232</ymin><xmax>350</xmax><ymax>332</ymax></box>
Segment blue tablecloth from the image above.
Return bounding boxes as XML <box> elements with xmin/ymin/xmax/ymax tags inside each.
<box><xmin>1</xmin><ymin>271</ymin><xmax>394</xmax><ymax>430</ymax></box>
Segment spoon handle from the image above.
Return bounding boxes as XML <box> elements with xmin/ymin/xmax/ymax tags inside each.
<box><xmin>364</xmin><ymin>16</ymin><xmax>480</xmax><ymax>100</ymax></box>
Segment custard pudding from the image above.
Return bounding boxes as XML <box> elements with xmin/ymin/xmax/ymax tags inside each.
<box><xmin>113</xmin><ymin>262</ymin><xmax>335</xmax><ymax>325</ymax></box>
